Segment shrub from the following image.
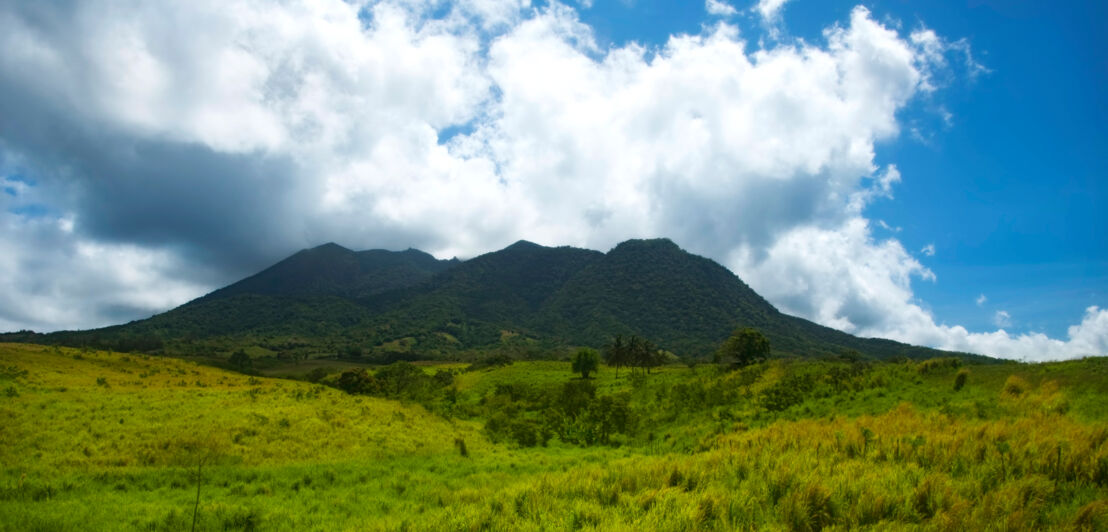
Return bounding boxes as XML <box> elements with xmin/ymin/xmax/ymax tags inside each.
<box><xmin>953</xmin><ymin>369</ymin><xmax>969</xmax><ymax>391</ymax></box>
<box><xmin>571</xmin><ymin>348</ymin><xmax>600</xmax><ymax>379</ymax></box>
<box><xmin>304</xmin><ymin>368</ymin><xmax>329</xmax><ymax>383</ymax></box>
<box><xmin>1002</xmin><ymin>375</ymin><xmax>1030</xmax><ymax>398</ymax></box>
<box><xmin>228</xmin><ymin>349</ymin><xmax>252</xmax><ymax>371</ymax></box>
<box><xmin>432</xmin><ymin>370</ymin><xmax>455</xmax><ymax>388</ymax></box>
<box><xmin>336</xmin><ymin>369</ymin><xmax>381</xmax><ymax>395</ymax></box>
<box><xmin>917</xmin><ymin>357</ymin><xmax>962</xmax><ymax>375</ymax></box>
<box><xmin>762</xmin><ymin>374</ymin><xmax>815</xmax><ymax>412</ymax></box>
<box><xmin>466</xmin><ymin>353</ymin><xmax>514</xmax><ymax>371</ymax></box>
<box><xmin>0</xmin><ymin>365</ymin><xmax>29</xmax><ymax>380</ymax></box>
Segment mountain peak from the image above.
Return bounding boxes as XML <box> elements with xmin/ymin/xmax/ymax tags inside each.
<box><xmin>608</xmin><ymin>238</ymin><xmax>681</xmax><ymax>255</ymax></box>
<box><xmin>196</xmin><ymin>243</ymin><xmax>456</xmax><ymax>303</ymax></box>
<box><xmin>306</xmin><ymin>242</ymin><xmax>353</xmax><ymax>255</ymax></box>
<box><xmin>505</xmin><ymin>240</ymin><xmax>542</xmax><ymax>250</ymax></box>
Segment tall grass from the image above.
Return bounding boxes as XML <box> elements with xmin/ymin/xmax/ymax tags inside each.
<box><xmin>2</xmin><ymin>344</ymin><xmax>1106</xmax><ymax>530</ymax></box>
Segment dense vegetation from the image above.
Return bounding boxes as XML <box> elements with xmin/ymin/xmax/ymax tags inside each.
<box><xmin>3</xmin><ymin>343</ymin><xmax>1106</xmax><ymax>530</ymax></box>
<box><xmin>1</xmin><ymin>239</ymin><xmax>989</xmax><ymax>364</ymax></box>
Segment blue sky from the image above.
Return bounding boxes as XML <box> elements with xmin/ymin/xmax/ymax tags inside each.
<box><xmin>0</xmin><ymin>0</ymin><xmax>1104</xmax><ymax>359</ymax></box>
<box><xmin>574</xmin><ymin>0</ymin><xmax>1107</xmax><ymax>339</ymax></box>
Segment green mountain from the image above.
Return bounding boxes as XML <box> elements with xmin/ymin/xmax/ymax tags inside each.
<box><xmin>3</xmin><ymin>238</ymin><xmax>982</xmax><ymax>361</ymax></box>
<box><xmin>536</xmin><ymin>239</ymin><xmax>780</xmax><ymax>354</ymax></box>
<box><xmin>202</xmin><ymin>242</ymin><xmax>458</xmax><ymax>301</ymax></box>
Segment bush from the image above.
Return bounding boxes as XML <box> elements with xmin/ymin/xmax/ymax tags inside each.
<box><xmin>572</xmin><ymin>348</ymin><xmax>600</xmax><ymax>379</ymax></box>
<box><xmin>761</xmin><ymin>374</ymin><xmax>815</xmax><ymax>412</ymax></box>
<box><xmin>432</xmin><ymin>370</ymin><xmax>455</xmax><ymax>388</ymax></box>
<box><xmin>953</xmin><ymin>369</ymin><xmax>969</xmax><ymax>391</ymax></box>
<box><xmin>917</xmin><ymin>357</ymin><xmax>962</xmax><ymax>375</ymax></box>
<box><xmin>228</xmin><ymin>350</ymin><xmax>252</xmax><ymax>371</ymax></box>
<box><xmin>304</xmin><ymin>368</ymin><xmax>329</xmax><ymax>383</ymax></box>
<box><xmin>466</xmin><ymin>353</ymin><xmax>514</xmax><ymax>371</ymax></box>
<box><xmin>485</xmin><ymin>413</ymin><xmax>548</xmax><ymax>447</ymax></box>
<box><xmin>336</xmin><ymin>369</ymin><xmax>380</xmax><ymax>395</ymax></box>
<box><xmin>1003</xmin><ymin>375</ymin><xmax>1030</xmax><ymax>397</ymax></box>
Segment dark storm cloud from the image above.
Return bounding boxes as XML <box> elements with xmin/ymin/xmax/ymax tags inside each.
<box><xmin>0</xmin><ymin>59</ymin><xmax>312</xmax><ymax>283</ymax></box>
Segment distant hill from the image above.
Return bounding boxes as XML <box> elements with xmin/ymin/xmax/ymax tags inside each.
<box><xmin>2</xmin><ymin>239</ymin><xmax>987</xmax><ymax>362</ymax></box>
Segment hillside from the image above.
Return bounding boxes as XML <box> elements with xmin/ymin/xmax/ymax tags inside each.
<box><xmin>2</xmin><ymin>343</ymin><xmax>1106</xmax><ymax>530</ymax></box>
<box><xmin>201</xmin><ymin>243</ymin><xmax>458</xmax><ymax>301</ymax></box>
<box><xmin>3</xmin><ymin>239</ymin><xmax>979</xmax><ymax>362</ymax></box>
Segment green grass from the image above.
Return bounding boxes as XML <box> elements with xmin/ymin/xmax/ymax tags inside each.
<box><xmin>2</xmin><ymin>343</ymin><xmax>1107</xmax><ymax>531</ymax></box>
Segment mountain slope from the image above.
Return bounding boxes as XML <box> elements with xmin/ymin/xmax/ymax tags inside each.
<box><xmin>5</xmin><ymin>239</ymin><xmax>977</xmax><ymax>361</ymax></box>
<box><xmin>31</xmin><ymin>244</ymin><xmax>460</xmax><ymax>346</ymax></box>
<box><xmin>535</xmin><ymin>239</ymin><xmax>780</xmax><ymax>353</ymax></box>
<box><xmin>202</xmin><ymin>242</ymin><xmax>457</xmax><ymax>301</ymax></box>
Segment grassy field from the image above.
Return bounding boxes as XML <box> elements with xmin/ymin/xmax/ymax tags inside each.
<box><xmin>2</xmin><ymin>343</ymin><xmax>1107</xmax><ymax>530</ymax></box>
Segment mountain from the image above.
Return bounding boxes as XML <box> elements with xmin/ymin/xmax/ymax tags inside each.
<box><xmin>3</xmin><ymin>239</ymin><xmax>981</xmax><ymax>361</ymax></box>
<box><xmin>201</xmin><ymin>242</ymin><xmax>458</xmax><ymax>301</ymax></box>
<box><xmin>536</xmin><ymin>239</ymin><xmax>781</xmax><ymax>354</ymax></box>
<box><xmin>363</xmin><ymin>241</ymin><xmax>604</xmax><ymax>346</ymax></box>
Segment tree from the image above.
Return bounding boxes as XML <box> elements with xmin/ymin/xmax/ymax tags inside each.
<box><xmin>604</xmin><ymin>335</ymin><xmax>628</xmax><ymax>377</ymax></box>
<box><xmin>228</xmin><ymin>349</ymin><xmax>252</xmax><ymax>371</ymax></box>
<box><xmin>572</xmin><ymin>347</ymin><xmax>600</xmax><ymax>379</ymax></box>
<box><xmin>374</xmin><ymin>362</ymin><xmax>425</xmax><ymax>397</ymax></box>
<box><xmin>337</xmin><ymin>368</ymin><xmax>380</xmax><ymax>395</ymax></box>
<box><xmin>628</xmin><ymin>336</ymin><xmax>659</xmax><ymax>374</ymax></box>
<box><xmin>716</xmin><ymin>327</ymin><xmax>770</xmax><ymax>368</ymax></box>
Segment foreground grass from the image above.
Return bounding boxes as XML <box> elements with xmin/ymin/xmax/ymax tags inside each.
<box><xmin>2</xmin><ymin>343</ymin><xmax>1107</xmax><ymax>530</ymax></box>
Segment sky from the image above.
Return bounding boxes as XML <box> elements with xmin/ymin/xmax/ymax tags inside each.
<box><xmin>0</xmin><ymin>0</ymin><xmax>1104</xmax><ymax>361</ymax></box>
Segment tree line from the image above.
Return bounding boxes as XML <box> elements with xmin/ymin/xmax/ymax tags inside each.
<box><xmin>602</xmin><ymin>335</ymin><xmax>669</xmax><ymax>376</ymax></box>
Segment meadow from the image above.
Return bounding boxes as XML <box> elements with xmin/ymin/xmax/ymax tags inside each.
<box><xmin>2</xmin><ymin>343</ymin><xmax>1107</xmax><ymax>531</ymax></box>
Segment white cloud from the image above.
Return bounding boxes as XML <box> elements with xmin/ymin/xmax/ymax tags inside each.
<box><xmin>456</xmin><ymin>0</ymin><xmax>533</xmax><ymax>29</ymax></box>
<box><xmin>921</xmin><ymin>243</ymin><xmax>935</xmax><ymax>256</ymax></box>
<box><xmin>754</xmin><ymin>0</ymin><xmax>791</xmax><ymax>22</ymax></box>
<box><xmin>706</xmin><ymin>0</ymin><xmax>738</xmax><ymax>17</ymax></box>
<box><xmin>930</xmin><ymin>306</ymin><xmax>1108</xmax><ymax>362</ymax></box>
<box><xmin>910</xmin><ymin>28</ymin><xmax>990</xmax><ymax>92</ymax></box>
<box><xmin>0</xmin><ymin>1</ymin><xmax>1099</xmax><ymax>360</ymax></box>
<box><xmin>733</xmin><ymin>218</ymin><xmax>935</xmax><ymax>334</ymax></box>
<box><xmin>976</xmin><ymin>294</ymin><xmax>987</xmax><ymax>306</ymax></box>
<box><xmin>730</xmin><ymin>214</ymin><xmax>1105</xmax><ymax>361</ymax></box>
<box><xmin>876</xmin><ymin>219</ymin><xmax>901</xmax><ymax>232</ymax></box>
<box><xmin>993</xmin><ymin>310</ymin><xmax>1011</xmax><ymax>328</ymax></box>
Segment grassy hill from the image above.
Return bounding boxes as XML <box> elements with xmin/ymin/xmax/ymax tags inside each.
<box><xmin>2</xmin><ymin>343</ymin><xmax>1106</xmax><ymax>530</ymax></box>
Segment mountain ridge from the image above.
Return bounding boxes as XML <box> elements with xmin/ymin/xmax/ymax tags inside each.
<box><xmin>1</xmin><ymin>238</ymin><xmax>988</xmax><ymax>362</ymax></box>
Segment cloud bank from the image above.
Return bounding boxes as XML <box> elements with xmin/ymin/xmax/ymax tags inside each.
<box><xmin>0</xmin><ymin>1</ymin><xmax>1102</xmax><ymax>360</ymax></box>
